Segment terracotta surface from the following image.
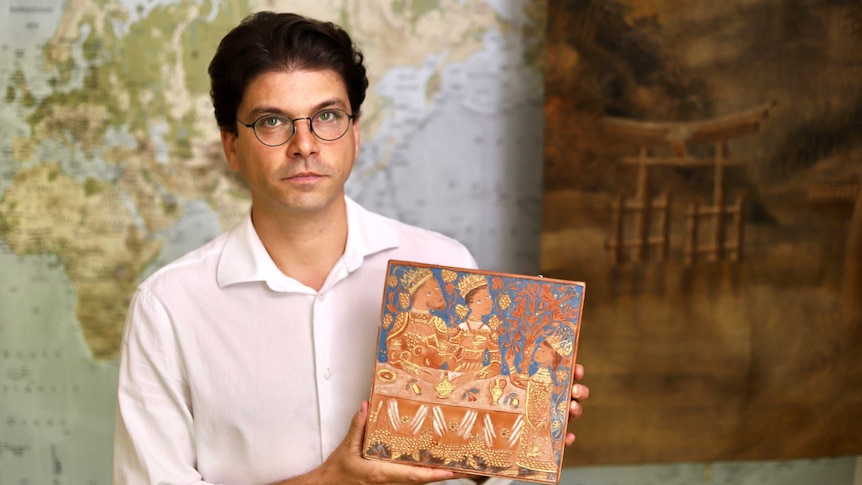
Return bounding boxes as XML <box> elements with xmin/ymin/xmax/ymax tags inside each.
<box><xmin>363</xmin><ymin>261</ymin><xmax>586</xmax><ymax>484</ymax></box>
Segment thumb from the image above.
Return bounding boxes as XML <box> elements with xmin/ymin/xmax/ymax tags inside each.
<box><xmin>343</xmin><ymin>400</ymin><xmax>369</xmax><ymax>452</ymax></box>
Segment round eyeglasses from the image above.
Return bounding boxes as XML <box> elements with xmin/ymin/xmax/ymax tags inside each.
<box><xmin>237</xmin><ymin>108</ymin><xmax>355</xmax><ymax>147</ymax></box>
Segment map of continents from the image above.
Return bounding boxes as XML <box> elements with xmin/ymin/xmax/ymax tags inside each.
<box><xmin>0</xmin><ymin>0</ymin><xmax>546</xmax><ymax>482</ymax></box>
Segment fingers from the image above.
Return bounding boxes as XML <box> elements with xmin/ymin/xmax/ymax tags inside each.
<box><xmin>572</xmin><ymin>383</ymin><xmax>589</xmax><ymax>402</ymax></box>
<box><xmin>574</xmin><ymin>363</ymin><xmax>585</xmax><ymax>381</ymax></box>
<box><xmin>358</xmin><ymin>459</ymin><xmax>456</xmax><ymax>484</ymax></box>
<box><xmin>343</xmin><ymin>401</ymin><xmax>369</xmax><ymax>452</ymax></box>
<box><xmin>565</xmin><ymin>366</ymin><xmax>587</xmax><ymax>448</ymax></box>
<box><xmin>566</xmin><ymin>379</ymin><xmax>586</xmax><ymax>447</ymax></box>
<box><xmin>570</xmin><ymin>383</ymin><xmax>589</xmax><ymax>420</ymax></box>
<box><xmin>324</xmin><ymin>404</ymin><xmax>458</xmax><ymax>484</ymax></box>
<box><xmin>384</xmin><ymin>462</ymin><xmax>456</xmax><ymax>483</ymax></box>
<box><xmin>569</xmin><ymin>398</ymin><xmax>583</xmax><ymax>420</ymax></box>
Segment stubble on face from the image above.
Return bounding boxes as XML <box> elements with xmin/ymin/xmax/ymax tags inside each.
<box><xmin>222</xmin><ymin>69</ymin><xmax>360</xmax><ymax>220</ymax></box>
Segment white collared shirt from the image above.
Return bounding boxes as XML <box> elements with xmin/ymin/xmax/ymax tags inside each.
<box><xmin>112</xmin><ymin>197</ymin><xmax>497</xmax><ymax>484</ymax></box>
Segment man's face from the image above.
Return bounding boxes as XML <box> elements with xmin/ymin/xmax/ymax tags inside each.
<box><xmin>415</xmin><ymin>278</ymin><xmax>445</xmax><ymax>310</ymax></box>
<box><xmin>221</xmin><ymin>69</ymin><xmax>360</xmax><ymax>217</ymax></box>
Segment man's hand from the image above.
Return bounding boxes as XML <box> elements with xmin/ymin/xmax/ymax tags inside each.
<box><xmin>565</xmin><ymin>363</ymin><xmax>590</xmax><ymax>446</ymax></box>
<box><xmin>314</xmin><ymin>401</ymin><xmax>457</xmax><ymax>485</ymax></box>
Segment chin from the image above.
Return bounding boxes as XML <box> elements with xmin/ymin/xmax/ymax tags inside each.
<box><xmin>283</xmin><ymin>193</ymin><xmax>341</xmax><ymax>212</ymax></box>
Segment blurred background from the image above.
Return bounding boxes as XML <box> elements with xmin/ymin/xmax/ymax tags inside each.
<box><xmin>0</xmin><ymin>0</ymin><xmax>859</xmax><ymax>483</ymax></box>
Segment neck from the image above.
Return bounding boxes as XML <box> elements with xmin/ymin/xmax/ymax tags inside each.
<box><xmin>251</xmin><ymin>197</ymin><xmax>348</xmax><ymax>291</ymax></box>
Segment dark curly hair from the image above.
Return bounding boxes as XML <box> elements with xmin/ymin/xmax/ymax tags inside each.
<box><xmin>208</xmin><ymin>11</ymin><xmax>369</xmax><ymax>134</ymax></box>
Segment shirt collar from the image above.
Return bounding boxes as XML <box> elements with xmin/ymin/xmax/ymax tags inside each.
<box><xmin>216</xmin><ymin>196</ymin><xmax>399</xmax><ymax>290</ymax></box>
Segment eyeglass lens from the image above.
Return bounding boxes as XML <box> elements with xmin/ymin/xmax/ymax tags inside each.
<box><xmin>253</xmin><ymin>109</ymin><xmax>352</xmax><ymax>146</ymax></box>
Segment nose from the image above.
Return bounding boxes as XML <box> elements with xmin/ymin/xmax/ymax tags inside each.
<box><xmin>287</xmin><ymin>117</ymin><xmax>319</xmax><ymax>157</ymax></box>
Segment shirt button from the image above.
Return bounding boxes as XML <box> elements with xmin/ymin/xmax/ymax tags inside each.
<box><xmin>323</xmin><ymin>369</ymin><xmax>332</xmax><ymax>380</ymax></box>
<box><xmin>318</xmin><ymin>293</ymin><xmax>326</xmax><ymax>301</ymax></box>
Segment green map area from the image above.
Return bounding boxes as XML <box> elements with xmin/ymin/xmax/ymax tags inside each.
<box><xmin>0</xmin><ymin>1</ymin><xmax>547</xmax><ymax>482</ymax></box>
<box><xmin>1</xmin><ymin>0</ymin><xmax>545</xmax><ymax>360</ymax></box>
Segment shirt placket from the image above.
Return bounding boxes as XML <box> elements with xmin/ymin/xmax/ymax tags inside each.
<box><xmin>311</xmin><ymin>258</ymin><xmax>350</xmax><ymax>459</ymax></box>
<box><xmin>311</xmin><ymin>290</ymin><xmax>334</xmax><ymax>460</ymax></box>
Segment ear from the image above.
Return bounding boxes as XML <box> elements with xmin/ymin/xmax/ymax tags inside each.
<box><xmin>220</xmin><ymin>128</ymin><xmax>240</xmax><ymax>171</ymax></box>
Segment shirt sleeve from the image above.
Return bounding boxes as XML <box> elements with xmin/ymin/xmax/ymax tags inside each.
<box><xmin>113</xmin><ymin>287</ymin><xmax>219</xmax><ymax>485</ymax></box>
<box><xmin>455</xmin><ymin>240</ymin><xmax>479</xmax><ymax>270</ymax></box>
<box><xmin>464</xmin><ymin>248</ymin><xmax>479</xmax><ymax>270</ymax></box>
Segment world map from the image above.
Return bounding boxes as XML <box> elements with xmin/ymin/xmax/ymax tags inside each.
<box><xmin>0</xmin><ymin>0</ymin><xmax>546</xmax><ymax>482</ymax></box>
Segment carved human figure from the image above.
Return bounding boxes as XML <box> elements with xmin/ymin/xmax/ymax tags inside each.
<box><xmin>509</xmin><ymin>331</ymin><xmax>574</xmax><ymax>476</ymax></box>
<box><xmin>385</xmin><ymin>267</ymin><xmax>452</xmax><ymax>377</ymax></box>
<box><xmin>450</xmin><ymin>274</ymin><xmax>501</xmax><ymax>380</ymax></box>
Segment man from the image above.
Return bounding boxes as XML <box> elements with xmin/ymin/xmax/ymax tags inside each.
<box><xmin>386</xmin><ymin>267</ymin><xmax>452</xmax><ymax>376</ymax></box>
<box><xmin>113</xmin><ymin>11</ymin><xmax>588</xmax><ymax>485</ymax></box>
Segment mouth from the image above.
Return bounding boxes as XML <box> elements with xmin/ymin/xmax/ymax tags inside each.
<box><xmin>284</xmin><ymin>171</ymin><xmax>324</xmax><ymax>183</ymax></box>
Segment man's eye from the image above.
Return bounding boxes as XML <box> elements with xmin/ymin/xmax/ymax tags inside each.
<box><xmin>259</xmin><ymin>116</ymin><xmax>285</xmax><ymax>129</ymax></box>
<box><xmin>316</xmin><ymin>110</ymin><xmax>339</xmax><ymax>123</ymax></box>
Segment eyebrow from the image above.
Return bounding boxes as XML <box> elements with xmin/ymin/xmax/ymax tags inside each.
<box><xmin>246</xmin><ymin>98</ymin><xmax>349</xmax><ymax>119</ymax></box>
